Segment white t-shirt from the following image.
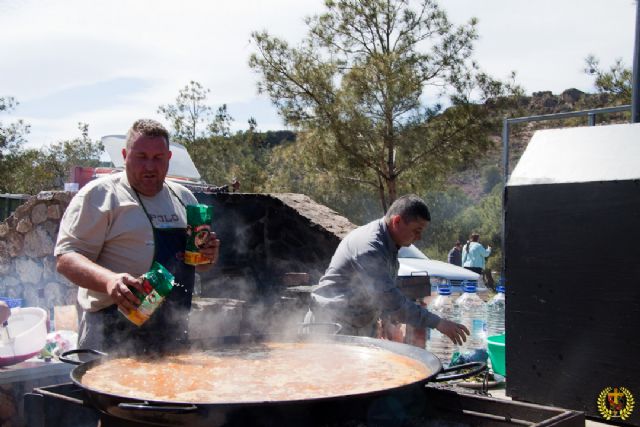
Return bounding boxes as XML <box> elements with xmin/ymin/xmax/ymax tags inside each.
<box><xmin>54</xmin><ymin>172</ymin><xmax>197</xmax><ymax>311</ymax></box>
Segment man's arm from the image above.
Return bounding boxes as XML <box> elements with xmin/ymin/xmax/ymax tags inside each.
<box><xmin>356</xmin><ymin>251</ymin><xmax>469</xmax><ymax>344</ymax></box>
<box><xmin>355</xmin><ymin>252</ymin><xmax>441</xmax><ymax>328</ymax></box>
<box><xmin>483</xmin><ymin>245</ymin><xmax>492</xmax><ymax>257</ymax></box>
<box><xmin>56</xmin><ymin>252</ymin><xmax>144</xmax><ymax>313</ymax></box>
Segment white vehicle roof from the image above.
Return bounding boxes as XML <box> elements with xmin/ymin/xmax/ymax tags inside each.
<box><xmin>398</xmin><ymin>245</ymin><xmax>480</xmax><ymax>281</ymax></box>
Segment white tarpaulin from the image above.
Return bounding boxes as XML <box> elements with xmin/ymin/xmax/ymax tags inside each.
<box><xmin>508</xmin><ymin>123</ymin><xmax>640</xmax><ymax>186</ymax></box>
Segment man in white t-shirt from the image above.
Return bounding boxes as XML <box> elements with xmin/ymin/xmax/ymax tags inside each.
<box><xmin>55</xmin><ymin>119</ymin><xmax>220</xmax><ymax>354</ymax></box>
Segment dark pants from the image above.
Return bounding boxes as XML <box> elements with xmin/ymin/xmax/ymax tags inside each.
<box><xmin>483</xmin><ymin>269</ymin><xmax>495</xmax><ymax>290</ymax></box>
<box><xmin>78</xmin><ymin>304</ymin><xmax>188</xmax><ymax>358</ymax></box>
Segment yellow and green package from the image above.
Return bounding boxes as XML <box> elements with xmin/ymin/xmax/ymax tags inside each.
<box><xmin>185</xmin><ymin>204</ymin><xmax>214</xmax><ymax>266</ymax></box>
<box><xmin>119</xmin><ymin>261</ymin><xmax>175</xmax><ymax>326</ymax></box>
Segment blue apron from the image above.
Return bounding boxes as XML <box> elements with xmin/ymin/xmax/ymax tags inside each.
<box><xmin>78</xmin><ymin>185</ymin><xmax>195</xmax><ymax>355</ymax></box>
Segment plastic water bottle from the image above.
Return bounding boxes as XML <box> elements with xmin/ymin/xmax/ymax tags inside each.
<box><xmin>486</xmin><ymin>285</ymin><xmax>506</xmax><ymax>337</ymax></box>
<box><xmin>427</xmin><ymin>286</ymin><xmax>456</xmax><ymax>366</ymax></box>
<box><xmin>454</xmin><ymin>282</ymin><xmax>487</xmax><ymax>353</ymax></box>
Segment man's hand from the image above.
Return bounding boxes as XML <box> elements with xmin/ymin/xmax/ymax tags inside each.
<box><xmin>435</xmin><ymin>319</ymin><xmax>469</xmax><ymax>346</ymax></box>
<box><xmin>196</xmin><ymin>231</ymin><xmax>220</xmax><ymax>271</ymax></box>
<box><xmin>106</xmin><ymin>274</ymin><xmax>144</xmax><ymax>313</ymax></box>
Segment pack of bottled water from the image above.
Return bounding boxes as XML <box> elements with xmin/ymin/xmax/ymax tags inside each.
<box><xmin>427</xmin><ymin>285</ymin><xmax>456</xmax><ymax>366</ymax></box>
<box><xmin>445</xmin><ymin>281</ymin><xmax>488</xmax><ymax>365</ymax></box>
<box><xmin>486</xmin><ymin>284</ymin><xmax>506</xmax><ymax>337</ymax></box>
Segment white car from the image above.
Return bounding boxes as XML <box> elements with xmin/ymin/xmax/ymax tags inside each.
<box><xmin>397</xmin><ymin>244</ymin><xmax>481</xmax><ymax>293</ymax></box>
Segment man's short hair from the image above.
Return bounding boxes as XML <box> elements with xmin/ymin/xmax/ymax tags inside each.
<box><xmin>385</xmin><ymin>194</ymin><xmax>431</xmax><ymax>223</ymax></box>
<box><xmin>126</xmin><ymin>119</ymin><xmax>170</xmax><ymax>149</ymax></box>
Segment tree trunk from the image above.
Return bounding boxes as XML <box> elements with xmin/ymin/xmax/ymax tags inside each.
<box><xmin>377</xmin><ymin>174</ymin><xmax>387</xmax><ymax>213</ymax></box>
<box><xmin>387</xmin><ymin>176</ymin><xmax>397</xmax><ymax>208</ymax></box>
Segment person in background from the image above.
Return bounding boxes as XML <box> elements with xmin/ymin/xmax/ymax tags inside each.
<box><xmin>55</xmin><ymin>119</ymin><xmax>220</xmax><ymax>355</ymax></box>
<box><xmin>461</xmin><ymin>232</ymin><xmax>491</xmax><ymax>275</ymax></box>
<box><xmin>447</xmin><ymin>241</ymin><xmax>462</xmax><ymax>266</ymax></box>
<box><xmin>307</xmin><ymin>194</ymin><xmax>469</xmax><ymax>345</ymax></box>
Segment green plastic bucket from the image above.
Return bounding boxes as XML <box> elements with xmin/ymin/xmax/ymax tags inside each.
<box><xmin>487</xmin><ymin>333</ymin><xmax>506</xmax><ymax>376</ymax></box>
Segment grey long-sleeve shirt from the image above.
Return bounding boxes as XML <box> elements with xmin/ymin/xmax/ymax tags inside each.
<box><xmin>311</xmin><ymin>218</ymin><xmax>441</xmax><ymax>331</ymax></box>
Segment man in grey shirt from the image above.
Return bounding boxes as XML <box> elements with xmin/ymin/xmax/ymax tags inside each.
<box><xmin>309</xmin><ymin>195</ymin><xmax>469</xmax><ymax>345</ymax></box>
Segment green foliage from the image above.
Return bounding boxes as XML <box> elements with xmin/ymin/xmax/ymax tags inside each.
<box><xmin>158</xmin><ymin>81</ymin><xmax>266</xmax><ymax>189</ymax></box>
<box><xmin>410</xmin><ymin>184</ymin><xmax>502</xmax><ymax>270</ymax></box>
<box><xmin>260</xmin><ymin>130</ymin><xmax>296</xmax><ymax>147</ymax></box>
<box><xmin>250</xmin><ymin>0</ymin><xmax>520</xmax><ymax>213</ymax></box>
<box><xmin>1</xmin><ymin>100</ymin><xmax>102</xmax><ymax>194</ymax></box>
<box><xmin>156</xmin><ymin>81</ymin><xmax>298</xmax><ymax>192</ymax></box>
<box><xmin>452</xmin><ymin>185</ymin><xmax>503</xmax><ymax>271</ymax></box>
<box><xmin>0</xmin><ymin>122</ymin><xmax>103</xmax><ymax>194</ymax></box>
<box><xmin>0</xmin><ymin>97</ymin><xmax>30</xmax><ymax>157</ymax></box>
<box><xmin>584</xmin><ymin>55</ymin><xmax>632</xmax><ymax>104</ymax></box>
<box><xmin>0</xmin><ymin>149</ymin><xmax>49</xmax><ymax>194</ymax></box>
<box><xmin>158</xmin><ymin>81</ymin><xmax>233</xmax><ymax>147</ymax></box>
<box><xmin>259</xmin><ymin>131</ymin><xmax>381</xmax><ymax>224</ymax></box>
<box><xmin>40</xmin><ymin>123</ymin><xmax>104</xmax><ymax>189</ymax></box>
<box><xmin>482</xmin><ymin>165</ymin><xmax>502</xmax><ymax>193</ymax></box>
<box><xmin>418</xmin><ymin>186</ymin><xmax>474</xmax><ymax>259</ymax></box>
<box><xmin>189</xmin><ymin>130</ymin><xmax>268</xmax><ymax>192</ymax></box>
<box><xmin>0</xmin><ymin>98</ymin><xmax>36</xmax><ymax>193</ymax></box>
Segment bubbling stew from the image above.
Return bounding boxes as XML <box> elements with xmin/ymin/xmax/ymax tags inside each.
<box><xmin>81</xmin><ymin>342</ymin><xmax>431</xmax><ymax>403</ymax></box>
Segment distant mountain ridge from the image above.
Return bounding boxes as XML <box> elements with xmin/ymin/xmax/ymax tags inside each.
<box><xmin>450</xmin><ymin>88</ymin><xmax>629</xmax><ymax>200</ymax></box>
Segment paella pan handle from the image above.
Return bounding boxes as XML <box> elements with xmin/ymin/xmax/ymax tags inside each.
<box><xmin>118</xmin><ymin>402</ymin><xmax>198</xmax><ymax>413</ymax></box>
<box><xmin>431</xmin><ymin>361</ymin><xmax>486</xmax><ymax>382</ymax></box>
<box><xmin>59</xmin><ymin>349</ymin><xmax>108</xmax><ymax>365</ymax></box>
<box><xmin>299</xmin><ymin>322</ymin><xmax>342</xmax><ymax>335</ymax></box>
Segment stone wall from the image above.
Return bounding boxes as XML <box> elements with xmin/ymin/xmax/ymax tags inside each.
<box><xmin>194</xmin><ymin>192</ymin><xmax>356</xmax><ymax>301</ymax></box>
<box><xmin>0</xmin><ymin>191</ymin><xmax>356</xmax><ymax>324</ymax></box>
<box><xmin>0</xmin><ymin>192</ymin><xmax>75</xmax><ymax>314</ymax></box>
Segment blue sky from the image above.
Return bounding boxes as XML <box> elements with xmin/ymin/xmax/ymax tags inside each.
<box><xmin>0</xmin><ymin>0</ymin><xmax>636</xmax><ymax>149</ymax></box>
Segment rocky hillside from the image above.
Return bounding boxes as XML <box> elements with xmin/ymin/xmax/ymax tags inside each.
<box><xmin>450</xmin><ymin>88</ymin><xmax>629</xmax><ymax>200</ymax></box>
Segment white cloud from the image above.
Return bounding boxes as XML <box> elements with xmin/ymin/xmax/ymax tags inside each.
<box><xmin>446</xmin><ymin>0</ymin><xmax>636</xmax><ymax>93</ymax></box>
<box><xmin>1</xmin><ymin>0</ymin><xmax>636</xmax><ymax>148</ymax></box>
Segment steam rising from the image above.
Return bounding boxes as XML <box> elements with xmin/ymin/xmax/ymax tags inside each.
<box><xmin>188</xmin><ymin>198</ymin><xmax>338</xmax><ymax>345</ymax></box>
<box><xmin>77</xmin><ymin>193</ymin><xmax>346</xmax><ymax>358</ymax></box>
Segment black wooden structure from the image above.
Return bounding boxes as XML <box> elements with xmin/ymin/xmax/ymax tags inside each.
<box><xmin>0</xmin><ymin>193</ymin><xmax>30</xmax><ymax>222</ymax></box>
<box><xmin>505</xmin><ymin>123</ymin><xmax>640</xmax><ymax>426</ymax></box>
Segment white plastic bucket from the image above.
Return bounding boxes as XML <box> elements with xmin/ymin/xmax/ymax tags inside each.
<box><xmin>0</xmin><ymin>307</ymin><xmax>48</xmax><ymax>366</ymax></box>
